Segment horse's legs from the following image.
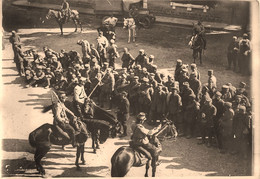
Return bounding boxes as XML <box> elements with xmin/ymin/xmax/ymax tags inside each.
<box><xmin>133</xmin><ymin>28</ymin><xmax>136</xmax><ymax>42</ymax></box>
<box><xmin>80</xmin><ymin>143</ymin><xmax>85</xmax><ymax>164</ymax></box>
<box><xmin>78</xmin><ymin>19</ymin><xmax>83</xmax><ymax>32</ymax></box>
<box><xmin>59</xmin><ymin>23</ymin><xmax>63</xmax><ymax>35</ymax></box>
<box><xmin>92</xmin><ymin>133</ymin><xmax>96</xmax><ymax>153</ymax></box>
<box><xmin>152</xmin><ymin>164</ymin><xmax>156</xmax><ymax>177</ymax></box>
<box><xmin>73</xmin><ymin>19</ymin><xmax>78</xmax><ymax>32</ymax></box>
<box><xmin>75</xmin><ymin>145</ymin><xmax>80</xmax><ymax>168</ymax></box>
<box><xmin>199</xmin><ymin>50</ymin><xmax>202</xmax><ymax>64</ymax></box>
<box><xmin>145</xmin><ymin>160</ymin><xmax>150</xmax><ymax>177</ymax></box>
<box><xmin>35</xmin><ymin>146</ymin><xmax>50</xmax><ymax>175</ymax></box>
<box><xmin>128</xmin><ymin>29</ymin><xmax>131</xmax><ymax>43</ymax></box>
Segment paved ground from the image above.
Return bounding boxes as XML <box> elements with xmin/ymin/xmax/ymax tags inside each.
<box><xmin>1</xmin><ymin>0</ymin><xmax>253</xmax><ymax>177</ymax></box>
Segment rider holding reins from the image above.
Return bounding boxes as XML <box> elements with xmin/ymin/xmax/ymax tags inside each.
<box><xmin>60</xmin><ymin>0</ymin><xmax>71</xmax><ymax>22</ymax></box>
<box><xmin>131</xmin><ymin>112</ymin><xmax>162</xmax><ymax>166</ymax></box>
<box><xmin>192</xmin><ymin>20</ymin><xmax>206</xmax><ymax>50</ymax></box>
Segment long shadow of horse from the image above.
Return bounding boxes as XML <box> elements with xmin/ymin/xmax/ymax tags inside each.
<box><xmin>3</xmin><ymin>76</ymin><xmax>27</xmax><ymax>88</ymax></box>
<box><xmin>56</xmin><ymin>166</ymin><xmax>108</xmax><ymax>177</ymax></box>
<box><xmin>2</xmin><ymin>139</ymin><xmax>34</xmax><ymax>153</ymax></box>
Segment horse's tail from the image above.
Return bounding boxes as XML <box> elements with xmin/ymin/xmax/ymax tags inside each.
<box><xmin>29</xmin><ymin>131</ymin><xmax>37</xmax><ymax>148</ymax></box>
<box><xmin>28</xmin><ymin>123</ymin><xmax>52</xmax><ymax>148</ymax></box>
<box><xmin>111</xmin><ymin>147</ymin><xmax>132</xmax><ymax>177</ymax></box>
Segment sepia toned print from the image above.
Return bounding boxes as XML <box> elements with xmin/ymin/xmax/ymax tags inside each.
<box><xmin>1</xmin><ymin>0</ymin><xmax>259</xmax><ymax>177</ymax></box>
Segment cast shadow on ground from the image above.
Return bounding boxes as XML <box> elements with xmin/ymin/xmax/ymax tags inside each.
<box><xmin>56</xmin><ymin>166</ymin><xmax>108</xmax><ymax>177</ymax></box>
<box><xmin>3</xmin><ymin>76</ymin><xmax>26</xmax><ymax>88</ymax></box>
<box><xmin>2</xmin><ymin>139</ymin><xmax>34</xmax><ymax>153</ymax></box>
<box><xmin>18</xmin><ymin>91</ymin><xmax>52</xmax><ymax>110</ymax></box>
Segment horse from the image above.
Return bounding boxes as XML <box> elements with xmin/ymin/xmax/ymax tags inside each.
<box><xmin>123</xmin><ymin>18</ymin><xmax>136</xmax><ymax>43</ymax></box>
<box><xmin>45</xmin><ymin>9</ymin><xmax>82</xmax><ymax>35</ymax></box>
<box><xmin>29</xmin><ymin>120</ymin><xmax>110</xmax><ymax>176</ymax></box>
<box><xmin>111</xmin><ymin>121</ymin><xmax>178</xmax><ymax>177</ymax></box>
<box><xmin>189</xmin><ymin>35</ymin><xmax>204</xmax><ymax>64</ymax></box>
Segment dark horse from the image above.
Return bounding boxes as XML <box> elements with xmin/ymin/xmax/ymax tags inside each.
<box><xmin>45</xmin><ymin>9</ymin><xmax>83</xmax><ymax>35</ymax></box>
<box><xmin>29</xmin><ymin>119</ymin><xmax>110</xmax><ymax>176</ymax></box>
<box><xmin>189</xmin><ymin>35</ymin><xmax>204</xmax><ymax>64</ymax></box>
<box><xmin>111</xmin><ymin>122</ymin><xmax>178</xmax><ymax>177</ymax></box>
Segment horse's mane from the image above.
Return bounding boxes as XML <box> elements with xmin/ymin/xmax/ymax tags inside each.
<box><xmin>93</xmin><ymin>104</ymin><xmax>118</xmax><ymax>125</ymax></box>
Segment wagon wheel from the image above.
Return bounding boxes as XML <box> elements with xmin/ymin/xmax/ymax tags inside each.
<box><xmin>139</xmin><ymin>17</ymin><xmax>151</xmax><ymax>29</ymax></box>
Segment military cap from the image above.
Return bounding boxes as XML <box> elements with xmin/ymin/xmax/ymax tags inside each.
<box><xmin>182</xmin><ymin>68</ymin><xmax>188</xmax><ymax>73</ymax></box>
<box><xmin>177</xmin><ymin>59</ymin><xmax>182</xmax><ymax>63</ymax></box>
<box><xmin>189</xmin><ymin>94</ymin><xmax>196</xmax><ymax>99</ymax></box>
<box><xmin>238</xmin><ymin>106</ymin><xmax>246</xmax><ymax>112</ymax></box>
<box><xmin>136</xmin><ymin>65</ymin><xmax>141</xmax><ymax>69</ymax></box>
<box><xmin>232</xmin><ymin>36</ymin><xmax>237</xmax><ymax>40</ymax></box>
<box><xmin>239</xmin><ymin>82</ymin><xmax>246</xmax><ymax>88</ymax></box>
<box><xmin>122</xmin><ymin>74</ymin><xmax>127</xmax><ymax>78</ymax></box>
<box><xmin>190</xmin><ymin>63</ymin><xmax>196</xmax><ymax>68</ymax></box>
<box><xmin>139</xmin><ymin>49</ymin><xmax>145</xmax><ymax>53</ymax></box>
<box><xmin>134</xmin><ymin>76</ymin><xmax>139</xmax><ymax>79</ymax></box>
<box><xmin>104</xmin><ymin>62</ymin><xmax>109</xmax><ymax>66</ymax></box>
<box><xmin>11</xmin><ymin>30</ymin><xmax>16</xmax><ymax>34</ymax></box>
<box><xmin>235</xmin><ymin>95</ymin><xmax>242</xmax><ymax>99</ymax></box>
<box><xmin>158</xmin><ymin>83</ymin><xmax>162</xmax><ymax>86</ymax></box>
<box><xmin>208</xmin><ymin>69</ymin><xmax>213</xmax><ymax>73</ymax></box>
<box><xmin>205</xmin><ymin>96</ymin><xmax>212</xmax><ymax>102</ymax></box>
<box><xmin>153</xmin><ymin>65</ymin><xmax>157</xmax><ymax>69</ymax></box>
<box><xmin>224</xmin><ymin>102</ymin><xmax>232</xmax><ymax>108</ymax></box>
<box><xmin>46</xmin><ymin>67</ymin><xmax>51</xmax><ymax>70</ymax></box>
<box><xmin>243</xmin><ymin>33</ymin><xmax>248</xmax><ymax>38</ymax></box>
<box><xmin>59</xmin><ymin>91</ymin><xmax>67</xmax><ymax>97</ymax></box>
<box><xmin>150</xmin><ymin>73</ymin><xmax>155</xmax><ymax>76</ymax></box>
<box><xmin>122</xmin><ymin>67</ymin><xmax>127</xmax><ymax>71</ymax></box>
<box><xmin>183</xmin><ymin>82</ymin><xmax>189</xmax><ymax>87</ymax></box>
<box><xmin>171</xmin><ymin>87</ymin><xmax>178</xmax><ymax>91</ymax></box>
<box><xmin>222</xmin><ymin>85</ymin><xmax>229</xmax><ymax>89</ymax></box>
<box><xmin>143</xmin><ymin>67</ymin><xmax>147</xmax><ymax>72</ymax></box>
<box><xmin>143</xmin><ymin>77</ymin><xmax>149</xmax><ymax>82</ymax></box>
<box><xmin>79</xmin><ymin>77</ymin><xmax>87</xmax><ymax>82</ymax></box>
<box><xmin>215</xmin><ymin>91</ymin><xmax>222</xmax><ymax>97</ymax></box>
<box><xmin>226</xmin><ymin>83</ymin><xmax>232</xmax><ymax>86</ymax></box>
<box><xmin>137</xmin><ymin>112</ymin><xmax>146</xmax><ymax>120</ymax></box>
<box><xmin>84</xmin><ymin>64</ymin><xmax>90</xmax><ymax>68</ymax></box>
<box><xmin>149</xmin><ymin>55</ymin><xmax>154</xmax><ymax>59</ymax></box>
<box><xmin>110</xmin><ymin>39</ymin><xmax>115</xmax><ymax>44</ymax></box>
<box><xmin>121</xmin><ymin>91</ymin><xmax>128</xmax><ymax>96</ymax></box>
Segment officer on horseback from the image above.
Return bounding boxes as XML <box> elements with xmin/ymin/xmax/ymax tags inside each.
<box><xmin>193</xmin><ymin>20</ymin><xmax>206</xmax><ymax>50</ymax></box>
<box><xmin>53</xmin><ymin>91</ymin><xmax>79</xmax><ymax>147</ymax></box>
<box><xmin>60</xmin><ymin>0</ymin><xmax>71</xmax><ymax>22</ymax></box>
<box><xmin>131</xmin><ymin>112</ymin><xmax>162</xmax><ymax>166</ymax></box>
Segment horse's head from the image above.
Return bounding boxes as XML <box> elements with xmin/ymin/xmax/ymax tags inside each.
<box><xmin>123</xmin><ymin>18</ymin><xmax>128</xmax><ymax>29</ymax></box>
<box><xmin>99</xmin><ymin>123</ymin><xmax>111</xmax><ymax>144</ymax></box>
<box><xmin>46</xmin><ymin>9</ymin><xmax>52</xmax><ymax>19</ymax></box>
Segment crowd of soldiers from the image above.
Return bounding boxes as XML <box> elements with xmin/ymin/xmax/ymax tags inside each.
<box><xmin>9</xmin><ymin>29</ymin><xmax>252</xmax><ymax>157</ymax></box>
<box><xmin>226</xmin><ymin>33</ymin><xmax>251</xmax><ymax>75</ymax></box>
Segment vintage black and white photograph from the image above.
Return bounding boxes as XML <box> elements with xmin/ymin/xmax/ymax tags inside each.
<box><xmin>1</xmin><ymin>0</ymin><xmax>259</xmax><ymax>177</ymax></box>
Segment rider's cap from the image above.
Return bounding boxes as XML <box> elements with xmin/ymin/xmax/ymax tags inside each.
<box><xmin>177</xmin><ymin>59</ymin><xmax>182</xmax><ymax>64</ymax></box>
<box><xmin>191</xmin><ymin>63</ymin><xmax>196</xmax><ymax>68</ymax></box>
<box><xmin>224</xmin><ymin>102</ymin><xmax>232</xmax><ymax>108</ymax></box>
<box><xmin>137</xmin><ymin>112</ymin><xmax>146</xmax><ymax>120</ymax></box>
<box><xmin>239</xmin><ymin>82</ymin><xmax>246</xmax><ymax>88</ymax></box>
<box><xmin>215</xmin><ymin>91</ymin><xmax>222</xmax><ymax>97</ymax></box>
<box><xmin>139</xmin><ymin>49</ymin><xmax>144</xmax><ymax>53</ymax></box>
<box><xmin>222</xmin><ymin>85</ymin><xmax>229</xmax><ymax>89</ymax></box>
<box><xmin>149</xmin><ymin>55</ymin><xmax>154</xmax><ymax>59</ymax></box>
<box><xmin>143</xmin><ymin>77</ymin><xmax>149</xmax><ymax>82</ymax></box>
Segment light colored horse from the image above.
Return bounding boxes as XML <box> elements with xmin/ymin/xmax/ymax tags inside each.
<box><xmin>46</xmin><ymin>9</ymin><xmax>82</xmax><ymax>35</ymax></box>
<box><xmin>123</xmin><ymin>18</ymin><xmax>136</xmax><ymax>43</ymax></box>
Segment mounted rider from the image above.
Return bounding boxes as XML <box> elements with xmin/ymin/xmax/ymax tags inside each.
<box><xmin>192</xmin><ymin>20</ymin><xmax>206</xmax><ymax>49</ymax></box>
<box><xmin>53</xmin><ymin>91</ymin><xmax>79</xmax><ymax>147</ymax></box>
<box><xmin>60</xmin><ymin>0</ymin><xmax>71</xmax><ymax>22</ymax></box>
<box><xmin>130</xmin><ymin>112</ymin><xmax>162</xmax><ymax>166</ymax></box>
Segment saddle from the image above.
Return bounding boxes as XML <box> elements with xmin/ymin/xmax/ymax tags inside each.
<box><xmin>129</xmin><ymin>141</ymin><xmax>149</xmax><ymax>166</ymax></box>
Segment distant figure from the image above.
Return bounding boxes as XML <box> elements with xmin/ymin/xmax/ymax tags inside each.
<box><xmin>9</xmin><ymin>30</ymin><xmax>21</xmax><ymax>62</ymax></box>
<box><xmin>60</xmin><ymin>0</ymin><xmax>71</xmax><ymax>22</ymax></box>
<box><xmin>192</xmin><ymin>20</ymin><xmax>206</xmax><ymax>49</ymax></box>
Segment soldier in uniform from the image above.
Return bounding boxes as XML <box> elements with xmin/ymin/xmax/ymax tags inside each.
<box><xmin>148</xmin><ymin>73</ymin><xmax>158</xmax><ymax>89</ymax></box>
<box><xmin>183</xmin><ymin>94</ymin><xmax>200</xmax><ymax>138</ymax></box>
<box><xmin>74</xmin><ymin>77</ymin><xmax>88</xmax><ymax>120</ymax></box>
<box><xmin>150</xmin><ymin>84</ymin><xmax>167</xmax><ymax>124</ymax></box>
<box><xmin>60</xmin><ymin>0</ymin><xmax>71</xmax><ymax>22</ymax></box>
<box><xmin>213</xmin><ymin>91</ymin><xmax>226</xmax><ymax>150</ymax></box>
<box><xmin>128</xmin><ymin>76</ymin><xmax>141</xmax><ymax>115</ymax></box>
<box><xmin>135</xmin><ymin>49</ymin><xmax>148</xmax><ymax>68</ymax></box>
<box><xmin>192</xmin><ymin>20</ymin><xmax>206</xmax><ymax>49</ymax></box>
<box><xmin>189</xmin><ymin>72</ymin><xmax>201</xmax><ymax>101</ymax></box>
<box><xmin>207</xmin><ymin>69</ymin><xmax>217</xmax><ymax>97</ymax></box>
<box><xmin>13</xmin><ymin>44</ymin><xmax>25</xmax><ymax>76</ymax></box>
<box><xmin>89</xmin><ymin>44</ymin><xmax>101</xmax><ymax>66</ymax></box>
<box><xmin>198</xmin><ymin>97</ymin><xmax>217</xmax><ymax>147</ymax></box>
<box><xmin>190</xmin><ymin>63</ymin><xmax>200</xmax><ymax>81</ymax></box>
<box><xmin>9</xmin><ymin>30</ymin><xmax>21</xmax><ymax>62</ymax></box>
<box><xmin>97</xmin><ymin>31</ymin><xmax>109</xmax><ymax>66</ymax></box>
<box><xmin>121</xmin><ymin>47</ymin><xmax>135</xmax><ymax>70</ymax></box>
<box><xmin>77</xmin><ymin>40</ymin><xmax>91</xmax><ymax>64</ymax></box>
<box><xmin>131</xmin><ymin>113</ymin><xmax>162</xmax><ymax>167</ymax></box>
<box><xmin>238</xmin><ymin>33</ymin><xmax>251</xmax><ymax>75</ymax></box>
<box><xmin>221</xmin><ymin>85</ymin><xmax>232</xmax><ymax>102</ymax></box>
<box><xmin>53</xmin><ymin>92</ymin><xmax>78</xmax><ymax>147</ymax></box>
<box><xmin>227</xmin><ymin>36</ymin><xmax>239</xmax><ymax>71</ymax></box>
<box><xmin>117</xmin><ymin>91</ymin><xmax>130</xmax><ymax>137</ymax></box>
<box><xmin>138</xmin><ymin>78</ymin><xmax>153</xmax><ymax>114</ymax></box>
<box><xmin>167</xmin><ymin>87</ymin><xmax>182</xmax><ymax>133</ymax></box>
<box><xmin>164</xmin><ymin>75</ymin><xmax>175</xmax><ymax>92</ymax></box>
<box><xmin>99</xmin><ymin>68</ymin><xmax>115</xmax><ymax>109</ymax></box>
<box><xmin>107</xmin><ymin>39</ymin><xmax>120</xmax><ymax>70</ymax></box>
<box><xmin>174</xmin><ymin>59</ymin><xmax>183</xmax><ymax>82</ymax></box>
